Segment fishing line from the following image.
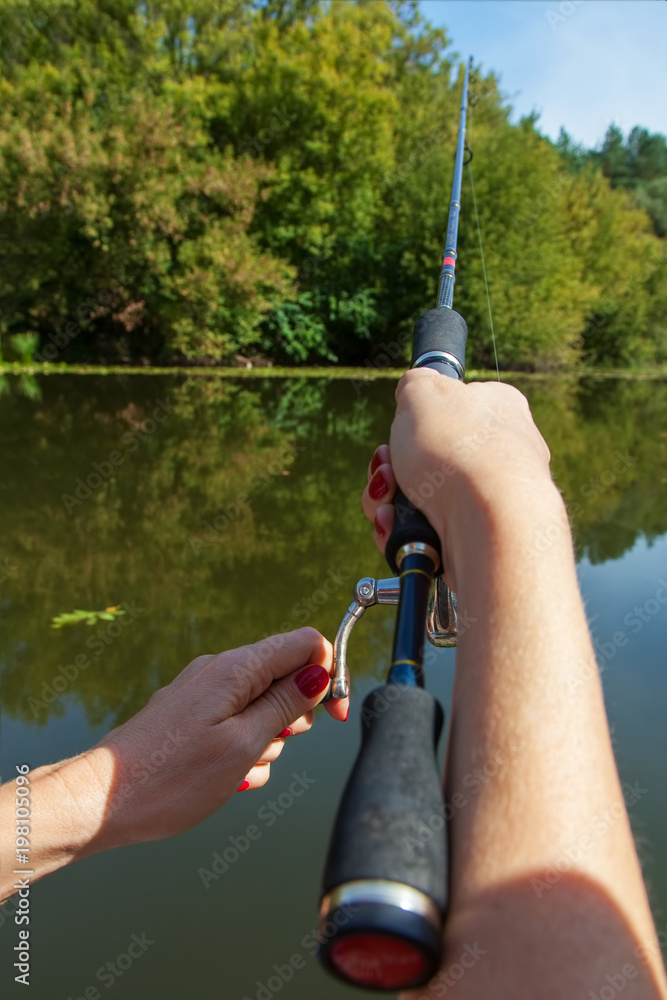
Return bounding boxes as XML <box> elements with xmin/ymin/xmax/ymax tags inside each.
<box><xmin>467</xmin><ymin>100</ymin><xmax>501</xmax><ymax>381</ymax></box>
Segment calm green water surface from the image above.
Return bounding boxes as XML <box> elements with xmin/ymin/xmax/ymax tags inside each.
<box><xmin>1</xmin><ymin>374</ymin><xmax>666</xmax><ymax>999</ymax></box>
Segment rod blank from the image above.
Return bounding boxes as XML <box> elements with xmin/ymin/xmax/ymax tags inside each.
<box><xmin>437</xmin><ymin>57</ymin><xmax>472</xmax><ymax>310</ymax></box>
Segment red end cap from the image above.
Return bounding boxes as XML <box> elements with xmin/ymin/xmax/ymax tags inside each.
<box><xmin>330</xmin><ymin>933</ymin><xmax>427</xmax><ymax>989</ymax></box>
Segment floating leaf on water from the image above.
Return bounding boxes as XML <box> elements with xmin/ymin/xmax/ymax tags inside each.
<box><xmin>50</xmin><ymin>605</ymin><xmax>127</xmax><ymax>629</ymax></box>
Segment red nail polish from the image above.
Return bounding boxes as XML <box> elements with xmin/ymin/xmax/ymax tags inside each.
<box><xmin>295</xmin><ymin>663</ymin><xmax>331</xmax><ymax>699</ymax></box>
<box><xmin>237</xmin><ymin>780</ymin><xmax>250</xmax><ymax>792</ymax></box>
<box><xmin>374</xmin><ymin>515</ymin><xmax>386</xmax><ymax>539</ymax></box>
<box><xmin>275</xmin><ymin>728</ymin><xmax>292</xmax><ymax>739</ymax></box>
<box><xmin>370</xmin><ymin>450</ymin><xmax>382</xmax><ymax>476</ymax></box>
<box><xmin>369</xmin><ymin>469</ymin><xmax>389</xmax><ymax>501</ymax></box>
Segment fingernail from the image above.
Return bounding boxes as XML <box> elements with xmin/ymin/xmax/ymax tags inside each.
<box><xmin>374</xmin><ymin>514</ymin><xmax>386</xmax><ymax>538</ymax></box>
<box><xmin>295</xmin><ymin>663</ymin><xmax>331</xmax><ymax>699</ymax></box>
<box><xmin>237</xmin><ymin>780</ymin><xmax>250</xmax><ymax>792</ymax></box>
<box><xmin>368</xmin><ymin>468</ymin><xmax>389</xmax><ymax>500</ymax></box>
<box><xmin>275</xmin><ymin>728</ymin><xmax>292</xmax><ymax>739</ymax></box>
<box><xmin>370</xmin><ymin>449</ymin><xmax>383</xmax><ymax>476</ymax></box>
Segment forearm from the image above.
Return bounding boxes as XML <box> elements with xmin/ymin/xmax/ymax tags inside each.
<box><xmin>367</xmin><ymin>374</ymin><xmax>666</xmax><ymax>996</ymax></box>
<box><xmin>1</xmin><ymin>629</ymin><xmax>341</xmax><ymax>905</ymax></box>
<box><xmin>433</xmin><ymin>483</ymin><xmax>666</xmax><ymax>997</ymax></box>
<box><xmin>0</xmin><ymin>751</ymin><xmax>113</xmax><ymax>904</ymax></box>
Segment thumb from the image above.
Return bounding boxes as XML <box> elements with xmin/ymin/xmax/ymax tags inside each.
<box><xmin>241</xmin><ymin>663</ymin><xmax>332</xmax><ymax>748</ymax></box>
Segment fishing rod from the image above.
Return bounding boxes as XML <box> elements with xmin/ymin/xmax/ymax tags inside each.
<box><xmin>317</xmin><ymin>58</ymin><xmax>473</xmax><ymax>992</ymax></box>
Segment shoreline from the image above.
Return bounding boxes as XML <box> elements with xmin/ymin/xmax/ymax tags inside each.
<box><xmin>2</xmin><ymin>363</ymin><xmax>667</xmax><ymax>381</ymax></box>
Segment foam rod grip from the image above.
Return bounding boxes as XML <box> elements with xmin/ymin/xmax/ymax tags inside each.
<box><xmin>385</xmin><ymin>487</ymin><xmax>441</xmax><ymax>576</ymax></box>
<box><xmin>411</xmin><ymin>307</ymin><xmax>468</xmax><ymax>371</ymax></box>
<box><xmin>321</xmin><ymin>683</ymin><xmax>447</xmax><ymax>910</ymax></box>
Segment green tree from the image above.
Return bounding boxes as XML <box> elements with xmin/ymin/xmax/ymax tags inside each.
<box><xmin>590</xmin><ymin>124</ymin><xmax>667</xmax><ymax>238</ymax></box>
<box><xmin>0</xmin><ymin>0</ymin><xmax>665</xmax><ymax>369</ymax></box>
<box><xmin>0</xmin><ymin>0</ymin><xmax>293</xmax><ymax>361</ymax></box>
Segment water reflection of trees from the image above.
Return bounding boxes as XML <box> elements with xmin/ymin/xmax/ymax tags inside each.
<box><xmin>0</xmin><ymin>375</ymin><xmax>386</xmax><ymax>728</ymax></box>
<box><xmin>520</xmin><ymin>377</ymin><xmax>667</xmax><ymax>562</ymax></box>
<box><xmin>1</xmin><ymin>375</ymin><xmax>665</xmax><ymax>728</ymax></box>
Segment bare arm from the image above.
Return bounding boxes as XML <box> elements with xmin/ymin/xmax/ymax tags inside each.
<box><xmin>1</xmin><ymin>628</ymin><xmax>347</xmax><ymax>903</ymax></box>
<box><xmin>363</xmin><ymin>370</ymin><xmax>667</xmax><ymax>1000</ymax></box>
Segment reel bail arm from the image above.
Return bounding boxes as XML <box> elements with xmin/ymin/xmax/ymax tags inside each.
<box><xmin>328</xmin><ymin>575</ymin><xmax>459</xmax><ymax>702</ymax></box>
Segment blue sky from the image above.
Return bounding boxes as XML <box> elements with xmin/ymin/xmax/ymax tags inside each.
<box><xmin>418</xmin><ymin>0</ymin><xmax>666</xmax><ymax>149</ymax></box>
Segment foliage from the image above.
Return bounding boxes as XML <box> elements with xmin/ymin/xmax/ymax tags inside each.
<box><xmin>555</xmin><ymin>124</ymin><xmax>667</xmax><ymax>364</ymax></box>
<box><xmin>0</xmin><ymin>0</ymin><xmax>664</xmax><ymax>369</ymax></box>
<box><xmin>8</xmin><ymin>331</ymin><xmax>39</xmax><ymax>362</ymax></box>
<box><xmin>0</xmin><ymin>0</ymin><xmax>293</xmax><ymax>362</ymax></box>
<box><xmin>592</xmin><ymin>125</ymin><xmax>667</xmax><ymax>238</ymax></box>
<box><xmin>50</xmin><ymin>606</ymin><xmax>127</xmax><ymax>628</ymax></box>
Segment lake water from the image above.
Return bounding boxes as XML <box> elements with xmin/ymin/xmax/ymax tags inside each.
<box><xmin>1</xmin><ymin>373</ymin><xmax>666</xmax><ymax>999</ymax></box>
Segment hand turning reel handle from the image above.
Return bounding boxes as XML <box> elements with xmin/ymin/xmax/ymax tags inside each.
<box><xmin>317</xmin><ymin>58</ymin><xmax>473</xmax><ymax>992</ymax></box>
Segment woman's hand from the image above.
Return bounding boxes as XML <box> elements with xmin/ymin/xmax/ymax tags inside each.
<box><xmin>359</xmin><ymin>372</ymin><xmax>667</xmax><ymax>1000</ymax></box>
<box><xmin>87</xmin><ymin>626</ymin><xmax>345</xmax><ymax>848</ymax></box>
<box><xmin>1</xmin><ymin>627</ymin><xmax>347</xmax><ymax>901</ymax></box>
<box><xmin>361</xmin><ymin>371</ymin><xmax>555</xmax><ymax>591</ymax></box>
